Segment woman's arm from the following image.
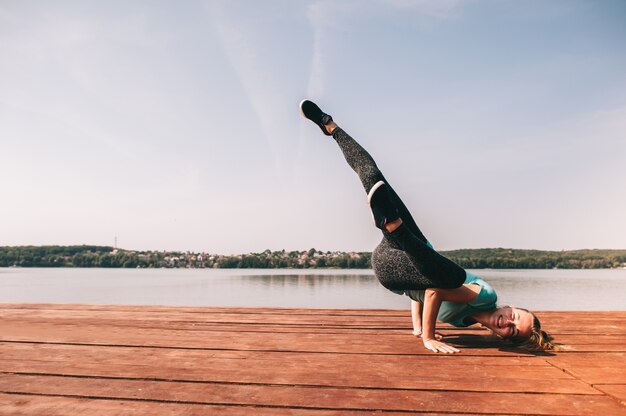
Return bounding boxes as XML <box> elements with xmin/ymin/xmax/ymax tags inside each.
<box><xmin>412</xmin><ymin>299</ymin><xmax>444</xmax><ymax>340</ymax></box>
<box><xmin>421</xmin><ymin>284</ymin><xmax>481</xmax><ymax>354</ymax></box>
<box><xmin>411</xmin><ymin>300</ymin><xmax>423</xmax><ymax>336</ymax></box>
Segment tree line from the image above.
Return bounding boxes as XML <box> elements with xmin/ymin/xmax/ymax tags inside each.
<box><xmin>1</xmin><ymin>245</ymin><xmax>625</xmax><ymax>269</ymax></box>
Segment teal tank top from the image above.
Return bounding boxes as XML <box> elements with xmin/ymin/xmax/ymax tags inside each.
<box><xmin>403</xmin><ymin>271</ymin><xmax>498</xmax><ymax>327</ymax></box>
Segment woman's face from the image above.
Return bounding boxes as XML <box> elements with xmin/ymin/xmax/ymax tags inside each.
<box><xmin>486</xmin><ymin>306</ymin><xmax>533</xmax><ymax>340</ymax></box>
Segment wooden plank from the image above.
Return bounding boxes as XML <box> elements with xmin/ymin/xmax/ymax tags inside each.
<box><xmin>1</xmin><ymin>305</ymin><xmax>622</xmax><ymax>336</ymax></box>
<box><xmin>1</xmin><ymin>342</ymin><xmax>597</xmax><ymax>395</ymax></box>
<box><xmin>3</xmin><ymin>305</ymin><xmax>621</xmax><ymax>328</ymax></box>
<box><xmin>0</xmin><ymin>311</ymin><xmax>410</xmax><ymax>328</ymax></box>
<box><xmin>2</xmin><ymin>374</ymin><xmax>625</xmax><ymax>415</ymax></box>
<box><xmin>4</xmin><ymin>316</ymin><xmax>626</xmax><ymax>344</ymax></box>
<box><xmin>0</xmin><ymin>355</ymin><xmax>594</xmax><ymax>395</ymax></box>
<box><xmin>547</xmin><ymin>334</ymin><xmax>626</xmax><ymax>345</ymax></box>
<box><xmin>544</xmin><ymin>353</ymin><xmax>626</xmax><ymax>385</ymax></box>
<box><xmin>555</xmin><ymin>345</ymin><xmax>626</xmax><ymax>352</ymax></box>
<box><xmin>0</xmin><ymin>317</ymin><xmax>455</xmax><ymax>335</ymax></box>
<box><xmin>554</xmin><ymin>366</ymin><xmax>626</xmax><ymax>384</ymax></box>
<box><xmin>546</xmin><ymin>353</ymin><xmax>626</xmax><ymax>366</ymax></box>
<box><xmin>594</xmin><ymin>385</ymin><xmax>626</xmax><ymax>404</ymax></box>
<box><xmin>0</xmin><ymin>342</ymin><xmax>545</xmax><ymax>366</ymax></box>
<box><xmin>0</xmin><ymin>303</ymin><xmax>409</xmax><ymax>316</ymax></box>
<box><xmin>0</xmin><ymin>322</ymin><xmax>531</xmax><ymax>356</ymax></box>
<box><xmin>546</xmin><ymin>353</ymin><xmax>626</xmax><ymax>384</ymax></box>
<box><xmin>0</xmin><ymin>393</ymin><xmax>446</xmax><ymax>416</ymax></box>
<box><xmin>2</xmin><ymin>309</ymin><xmax>623</xmax><ymax>346</ymax></box>
<box><xmin>3</xmin><ymin>304</ymin><xmax>620</xmax><ymax>317</ymax></box>
<box><xmin>1</xmin><ymin>304</ymin><xmax>621</xmax><ymax>318</ymax></box>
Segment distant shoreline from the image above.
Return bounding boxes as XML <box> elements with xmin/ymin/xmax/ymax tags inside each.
<box><xmin>1</xmin><ymin>245</ymin><xmax>625</xmax><ymax>270</ymax></box>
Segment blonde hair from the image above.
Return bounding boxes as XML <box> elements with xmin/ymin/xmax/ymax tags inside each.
<box><xmin>511</xmin><ymin>309</ymin><xmax>558</xmax><ymax>352</ymax></box>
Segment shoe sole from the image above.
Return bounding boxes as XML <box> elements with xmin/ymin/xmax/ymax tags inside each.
<box><xmin>299</xmin><ymin>99</ymin><xmax>311</xmax><ymax>120</ymax></box>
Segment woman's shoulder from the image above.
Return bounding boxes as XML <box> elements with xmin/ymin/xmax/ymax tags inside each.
<box><xmin>464</xmin><ymin>271</ymin><xmax>498</xmax><ymax>307</ymax></box>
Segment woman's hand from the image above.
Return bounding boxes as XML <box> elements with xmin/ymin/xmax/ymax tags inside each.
<box><xmin>413</xmin><ymin>329</ymin><xmax>444</xmax><ymax>341</ymax></box>
<box><xmin>422</xmin><ymin>337</ymin><xmax>460</xmax><ymax>354</ymax></box>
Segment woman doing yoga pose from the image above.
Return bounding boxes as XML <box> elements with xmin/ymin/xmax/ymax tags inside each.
<box><xmin>300</xmin><ymin>99</ymin><xmax>555</xmax><ymax>354</ymax></box>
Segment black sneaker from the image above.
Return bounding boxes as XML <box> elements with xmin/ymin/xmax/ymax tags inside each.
<box><xmin>300</xmin><ymin>99</ymin><xmax>333</xmax><ymax>136</ymax></box>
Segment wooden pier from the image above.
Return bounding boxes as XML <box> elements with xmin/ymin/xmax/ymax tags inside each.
<box><xmin>1</xmin><ymin>304</ymin><xmax>625</xmax><ymax>415</ymax></box>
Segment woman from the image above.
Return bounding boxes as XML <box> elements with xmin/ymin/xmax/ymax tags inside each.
<box><xmin>300</xmin><ymin>99</ymin><xmax>554</xmax><ymax>353</ymax></box>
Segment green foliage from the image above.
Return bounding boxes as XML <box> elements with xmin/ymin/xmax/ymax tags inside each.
<box><xmin>0</xmin><ymin>245</ymin><xmax>624</xmax><ymax>269</ymax></box>
<box><xmin>444</xmin><ymin>248</ymin><xmax>626</xmax><ymax>269</ymax></box>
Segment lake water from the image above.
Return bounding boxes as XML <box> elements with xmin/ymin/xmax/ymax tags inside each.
<box><xmin>0</xmin><ymin>268</ymin><xmax>625</xmax><ymax>310</ymax></box>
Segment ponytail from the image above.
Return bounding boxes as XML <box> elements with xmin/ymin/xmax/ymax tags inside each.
<box><xmin>511</xmin><ymin>310</ymin><xmax>559</xmax><ymax>352</ymax></box>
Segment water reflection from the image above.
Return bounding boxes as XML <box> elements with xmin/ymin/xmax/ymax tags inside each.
<box><xmin>227</xmin><ymin>272</ymin><xmax>400</xmax><ymax>308</ymax></box>
<box><xmin>242</xmin><ymin>274</ymin><xmax>377</xmax><ymax>288</ymax></box>
<box><xmin>0</xmin><ymin>268</ymin><xmax>625</xmax><ymax>310</ymax></box>
<box><xmin>475</xmin><ymin>269</ymin><xmax>626</xmax><ymax>310</ymax></box>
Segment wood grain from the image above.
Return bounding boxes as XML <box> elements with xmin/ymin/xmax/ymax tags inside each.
<box><xmin>1</xmin><ymin>304</ymin><xmax>625</xmax><ymax>415</ymax></box>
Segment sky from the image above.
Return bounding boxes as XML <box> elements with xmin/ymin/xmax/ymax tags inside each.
<box><xmin>1</xmin><ymin>0</ymin><xmax>625</xmax><ymax>254</ymax></box>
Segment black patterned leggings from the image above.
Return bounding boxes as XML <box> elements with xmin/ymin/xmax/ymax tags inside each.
<box><xmin>332</xmin><ymin>127</ymin><xmax>466</xmax><ymax>292</ymax></box>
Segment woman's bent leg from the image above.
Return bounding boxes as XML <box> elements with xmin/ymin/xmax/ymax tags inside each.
<box><xmin>373</xmin><ymin>234</ymin><xmax>465</xmax><ymax>291</ymax></box>
<box><xmin>372</xmin><ymin>238</ymin><xmax>431</xmax><ymax>291</ymax></box>
<box><xmin>385</xmin><ymin>225</ymin><xmax>466</xmax><ymax>290</ymax></box>
<box><xmin>332</xmin><ymin>127</ymin><xmax>465</xmax><ymax>290</ymax></box>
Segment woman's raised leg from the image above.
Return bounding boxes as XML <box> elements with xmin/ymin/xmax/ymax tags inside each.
<box><xmin>300</xmin><ymin>100</ymin><xmax>465</xmax><ymax>290</ymax></box>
